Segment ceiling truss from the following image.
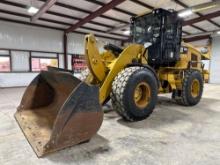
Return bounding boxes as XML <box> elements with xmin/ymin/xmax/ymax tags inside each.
<box><xmin>0</xmin><ymin>0</ymin><xmax>219</xmax><ymax>42</ymax></box>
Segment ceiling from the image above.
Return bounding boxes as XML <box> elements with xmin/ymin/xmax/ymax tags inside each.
<box><xmin>0</xmin><ymin>0</ymin><xmax>219</xmax><ymax>41</ymax></box>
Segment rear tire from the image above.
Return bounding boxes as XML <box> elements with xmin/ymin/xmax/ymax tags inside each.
<box><xmin>173</xmin><ymin>70</ymin><xmax>203</xmax><ymax>106</ymax></box>
<box><xmin>111</xmin><ymin>67</ymin><xmax>158</xmax><ymax>121</ymax></box>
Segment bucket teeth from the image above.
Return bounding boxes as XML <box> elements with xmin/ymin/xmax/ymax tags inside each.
<box><xmin>15</xmin><ymin>70</ymin><xmax>103</xmax><ymax>157</ymax></box>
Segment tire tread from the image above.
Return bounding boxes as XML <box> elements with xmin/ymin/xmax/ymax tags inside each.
<box><xmin>111</xmin><ymin>66</ymin><xmax>154</xmax><ymax>121</ymax></box>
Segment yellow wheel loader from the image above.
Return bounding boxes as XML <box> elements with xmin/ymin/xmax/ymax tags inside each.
<box><xmin>15</xmin><ymin>9</ymin><xmax>205</xmax><ymax>157</ymax></box>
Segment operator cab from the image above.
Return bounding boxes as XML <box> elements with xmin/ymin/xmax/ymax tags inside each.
<box><xmin>131</xmin><ymin>8</ymin><xmax>183</xmax><ymax>67</ymax></box>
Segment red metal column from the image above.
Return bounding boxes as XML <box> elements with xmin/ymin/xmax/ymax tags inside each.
<box><xmin>63</xmin><ymin>33</ymin><xmax>68</xmax><ymax>69</ymax></box>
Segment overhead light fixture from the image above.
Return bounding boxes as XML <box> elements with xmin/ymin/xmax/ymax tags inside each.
<box><xmin>28</xmin><ymin>6</ymin><xmax>39</xmax><ymax>14</ymax></box>
<box><xmin>217</xmin><ymin>31</ymin><xmax>220</xmax><ymax>35</ymax></box>
<box><xmin>123</xmin><ymin>30</ymin><xmax>130</xmax><ymax>35</ymax></box>
<box><xmin>178</xmin><ymin>9</ymin><xmax>193</xmax><ymax>17</ymax></box>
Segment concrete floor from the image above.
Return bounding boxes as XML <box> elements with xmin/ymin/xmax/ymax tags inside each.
<box><xmin>0</xmin><ymin>84</ymin><xmax>220</xmax><ymax>165</ymax></box>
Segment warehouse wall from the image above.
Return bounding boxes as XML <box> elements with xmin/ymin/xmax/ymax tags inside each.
<box><xmin>0</xmin><ymin>21</ymin><xmax>121</xmax><ymax>87</ymax></box>
<box><xmin>210</xmin><ymin>36</ymin><xmax>220</xmax><ymax>84</ymax></box>
<box><xmin>0</xmin><ymin>21</ymin><xmax>63</xmax><ymax>52</ymax></box>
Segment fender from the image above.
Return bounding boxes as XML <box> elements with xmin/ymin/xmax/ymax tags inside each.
<box><xmin>127</xmin><ymin>63</ymin><xmax>160</xmax><ymax>88</ymax></box>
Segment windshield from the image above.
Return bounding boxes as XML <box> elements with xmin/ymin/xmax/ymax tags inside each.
<box><xmin>131</xmin><ymin>13</ymin><xmax>161</xmax><ymax>44</ymax></box>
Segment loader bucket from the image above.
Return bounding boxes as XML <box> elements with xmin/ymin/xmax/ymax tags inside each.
<box><xmin>14</xmin><ymin>70</ymin><xmax>103</xmax><ymax>157</ymax></box>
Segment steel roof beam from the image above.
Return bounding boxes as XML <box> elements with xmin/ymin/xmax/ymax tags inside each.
<box><xmin>0</xmin><ymin>17</ymin><xmax>123</xmax><ymax>41</ymax></box>
<box><xmin>174</xmin><ymin>0</ymin><xmax>220</xmax><ymax>28</ymax></box>
<box><xmin>38</xmin><ymin>0</ymin><xmax>129</xmax><ymax>24</ymax></box>
<box><xmin>65</xmin><ymin>0</ymin><xmax>126</xmax><ymax>33</ymax></box>
<box><xmin>106</xmin><ymin>0</ymin><xmax>154</xmax><ymax>33</ymax></box>
<box><xmin>183</xmin><ymin>35</ymin><xmax>211</xmax><ymax>42</ymax></box>
<box><xmin>85</xmin><ymin>0</ymin><xmax>136</xmax><ymax>16</ymax></box>
<box><xmin>129</xmin><ymin>0</ymin><xmax>154</xmax><ymax>10</ymax></box>
<box><xmin>31</xmin><ymin>0</ymin><xmax>57</xmax><ymax>22</ymax></box>
<box><xmin>191</xmin><ymin>24</ymin><xmax>207</xmax><ymax>32</ymax></box>
<box><xmin>183</xmin><ymin>10</ymin><xmax>220</xmax><ymax>26</ymax></box>
<box><xmin>0</xmin><ymin>9</ymin><xmax>127</xmax><ymax>38</ymax></box>
<box><xmin>0</xmin><ymin>1</ymin><xmax>116</xmax><ymax>29</ymax></box>
<box><xmin>182</xmin><ymin>30</ymin><xmax>191</xmax><ymax>35</ymax></box>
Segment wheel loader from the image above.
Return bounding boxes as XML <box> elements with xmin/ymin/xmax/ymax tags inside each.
<box><xmin>15</xmin><ymin>9</ymin><xmax>204</xmax><ymax>157</ymax></box>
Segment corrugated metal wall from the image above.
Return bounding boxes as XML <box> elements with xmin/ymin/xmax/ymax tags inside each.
<box><xmin>210</xmin><ymin>36</ymin><xmax>220</xmax><ymax>84</ymax></box>
<box><xmin>0</xmin><ymin>21</ymin><xmax>63</xmax><ymax>52</ymax></box>
<box><xmin>0</xmin><ymin>21</ymin><xmax>121</xmax><ymax>87</ymax></box>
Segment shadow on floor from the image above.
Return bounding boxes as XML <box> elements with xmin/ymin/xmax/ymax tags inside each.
<box><xmin>45</xmin><ymin>96</ymin><xmax>220</xmax><ymax>163</ymax></box>
<box><xmin>117</xmin><ymin>108</ymin><xmax>189</xmax><ymax>129</ymax></box>
<box><xmin>117</xmin><ymin>96</ymin><xmax>220</xmax><ymax>129</ymax></box>
<box><xmin>158</xmin><ymin>95</ymin><xmax>220</xmax><ymax>106</ymax></box>
<box><xmin>46</xmin><ymin>134</ymin><xmax>110</xmax><ymax>163</ymax></box>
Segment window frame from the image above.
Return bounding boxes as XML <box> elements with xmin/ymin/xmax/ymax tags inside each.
<box><xmin>30</xmin><ymin>54</ymin><xmax>59</xmax><ymax>72</ymax></box>
<box><xmin>0</xmin><ymin>50</ymin><xmax>12</xmax><ymax>73</ymax></box>
<box><xmin>0</xmin><ymin>47</ymin><xmax>81</xmax><ymax>73</ymax></box>
<box><xmin>0</xmin><ymin>48</ymin><xmax>69</xmax><ymax>73</ymax></box>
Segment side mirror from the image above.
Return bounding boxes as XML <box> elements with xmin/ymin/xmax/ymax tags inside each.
<box><xmin>144</xmin><ymin>42</ymin><xmax>152</xmax><ymax>48</ymax></box>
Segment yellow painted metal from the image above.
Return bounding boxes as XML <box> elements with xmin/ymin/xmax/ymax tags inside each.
<box><xmin>101</xmin><ymin>51</ymin><xmax>116</xmax><ymax>68</ymax></box>
<box><xmin>101</xmin><ymin>51</ymin><xmax>116</xmax><ymax>62</ymax></box>
<box><xmin>182</xmin><ymin>43</ymin><xmax>202</xmax><ymax>70</ymax></box>
<box><xmin>84</xmin><ymin>34</ymin><xmax>205</xmax><ymax>104</ymax></box>
<box><xmin>85</xmin><ymin>34</ymin><xmax>107</xmax><ymax>82</ymax></box>
<box><xmin>159</xmin><ymin>70</ymin><xmax>177</xmax><ymax>90</ymax></box>
<box><xmin>175</xmin><ymin>53</ymin><xmax>189</xmax><ymax>69</ymax></box>
<box><xmin>99</xmin><ymin>44</ymin><xmax>145</xmax><ymax>104</ymax></box>
<box><xmin>203</xmin><ymin>69</ymin><xmax>209</xmax><ymax>83</ymax></box>
<box><xmin>134</xmin><ymin>82</ymin><xmax>151</xmax><ymax>108</ymax></box>
<box><xmin>191</xmin><ymin>79</ymin><xmax>200</xmax><ymax>97</ymax></box>
<box><xmin>189</xmin><ymin>48</ymin><xmax>202</xmax><ymax>70</ymax></box>
<box><xmin>157</xmin><ymin>42</ymin><xmax>204</xmax><ymax>92</ymax></box>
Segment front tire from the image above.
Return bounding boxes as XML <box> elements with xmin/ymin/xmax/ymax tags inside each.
<box><xmin>111</xmin><ymin>67</ymin><xmax>158</xmax><ymax>121</ymax></box>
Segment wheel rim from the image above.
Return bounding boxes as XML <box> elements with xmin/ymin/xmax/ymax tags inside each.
<box><xmin>191</xmin><ymin>79</ymin><xmax>200</xmax><ymax>98</ymax></box>
<box><xmin>134</xmin><ymin>82</ymin><xmax>151</xmax><ymax>108</ymax></box>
